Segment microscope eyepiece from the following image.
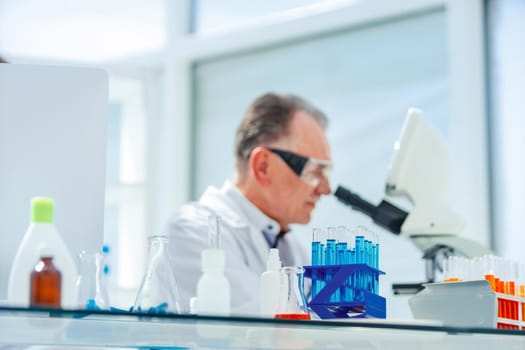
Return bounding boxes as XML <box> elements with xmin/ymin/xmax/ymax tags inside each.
<box><xmin>334</xmin><ymin>185</ymin><xmax>408</xmax><ymax>235</ymax></box>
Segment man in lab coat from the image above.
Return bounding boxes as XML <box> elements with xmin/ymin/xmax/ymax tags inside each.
<box><xmin>165</xmin><ymin>93</ymin><xmax>332</xmax><ymax>315</ymax></box>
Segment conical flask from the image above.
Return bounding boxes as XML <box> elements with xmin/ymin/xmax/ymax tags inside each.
<box><xmin>275</xmin><ymin>266</ymin><xmax>310</xmax><ymax>320</ymax></box>
<box><xmin>76</xmin><ymin>251</ymin><xmax>110</xmax><ymax>310</ymax></box>
<box><xmin>133</xmin><ymin>235</ymin><xmax>180</xmax><ymax>313</ymax></box>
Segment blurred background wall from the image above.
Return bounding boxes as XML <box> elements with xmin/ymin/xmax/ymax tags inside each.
<box><xmin>1</xmin><ymin>0</ymin><xmax>523</xmax><ymax>318</ymax></box>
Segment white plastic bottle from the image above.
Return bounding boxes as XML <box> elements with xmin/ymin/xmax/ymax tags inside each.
<box><xmin>260</xmin><ymin>248</ymin><xmax>282</xmax><ymax>317</ymax></box>
<box><xmin>8</xmin><ymin>198</ymin><xmax>78</xmax><ymax>308</ymax></box>
<box><xmin>196</xmin><ymin>249</ymin><xmax>231</xmax><ymax>315</ymax></box>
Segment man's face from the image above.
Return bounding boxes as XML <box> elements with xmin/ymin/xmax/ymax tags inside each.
<box><xmin>266</xmin><ymin>110</ymin><xmax>332</xmax><ymax>226</ymax></box>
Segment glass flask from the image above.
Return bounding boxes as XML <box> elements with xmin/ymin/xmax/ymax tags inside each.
<box><xmin>275</xmin><ymin>266</ymin><xmax>310</xmax><ymax>320</ymax></box>
<box><xmin>76</xmin><ymin>251</ymin><xmax>110</xmax><ymax>309</ymax></box>
<box><xmin>133</xmin><ymin>235</ymin><xmax>181</xmax><ymax>313</ymax></box>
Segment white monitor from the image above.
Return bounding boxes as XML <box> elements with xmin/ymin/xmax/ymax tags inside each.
<box><xmin>0</xmin><ymin>63</ymin><xmax>108</xmax><ymax>298</ymax></box>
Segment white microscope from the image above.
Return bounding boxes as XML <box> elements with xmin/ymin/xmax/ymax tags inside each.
<box><xmin>334</xmin><ymin>108</ymin><xmax>491</xmax><ymax>294</ymax></box>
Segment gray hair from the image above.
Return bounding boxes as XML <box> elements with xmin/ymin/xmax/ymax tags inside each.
<box><xmin>234</xmin><ymin>93</ymin><xmax>328</xmax><ymax>173</ymax></box>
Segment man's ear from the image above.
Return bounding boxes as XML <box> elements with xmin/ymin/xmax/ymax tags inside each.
<box><xmin>249</xmin><ymin>147</ymin><xmax>272</xmax><ymax>185</ymax></box>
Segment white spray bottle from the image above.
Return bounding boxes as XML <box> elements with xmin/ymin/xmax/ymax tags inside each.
<box><xmin>260</xmin><ymin>248</ymin><xmax>282</xmax><ymax>317</ymax></box>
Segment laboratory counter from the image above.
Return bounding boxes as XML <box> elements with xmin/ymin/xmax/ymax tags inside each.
<box><xmin>0</xmin><ymin>307</ymin><xmax>524</xmax><ymax>349</ymax></box>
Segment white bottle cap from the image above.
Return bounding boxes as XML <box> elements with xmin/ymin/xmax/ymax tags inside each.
<box><xmin>38</xmin><ymin>244</ymin><xmax>55</xmax><ymax>258</ymax></box>
<box><xmin>201</xmin><ymin>249</ymin><xmax>225</xmax><ymax>272</ymax></box>
<box><xmin>266</xmin><ymin>248</ymin><xmax>281</xmax><ymax>272</ymax></box>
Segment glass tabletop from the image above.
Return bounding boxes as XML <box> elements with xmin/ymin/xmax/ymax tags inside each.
<box><xmin>0</xmin><ymin>306</ymin><xmax>524</xmax><ymax>349</ymax></box>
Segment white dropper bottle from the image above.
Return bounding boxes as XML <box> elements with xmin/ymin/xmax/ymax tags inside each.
<box><xmin>195</xmin><ymin>216</ymin><xmax>231</xmax><ymax>315</ymax></box>
<box><xmin>260</xmin><ymin>248</ymin><xmax>282</xmax><ymax>317</ymax></box>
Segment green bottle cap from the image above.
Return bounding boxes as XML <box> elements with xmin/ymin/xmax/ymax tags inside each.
<box><xmin>31</xmin><ymin>197</ymin><xmax>55</xmax><ymax>223</ymax></box>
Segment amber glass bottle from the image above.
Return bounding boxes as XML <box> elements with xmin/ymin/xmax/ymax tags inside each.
<box><xmin>30</xmin><ymin>256</ymin><xmax>62</xmax><ymax>308</ymax></box>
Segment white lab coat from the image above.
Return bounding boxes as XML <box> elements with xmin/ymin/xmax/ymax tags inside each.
<box><xmin>164</xmin><ymin>180</ymin><xmax>310</xmax><ymax>315</ymax></box>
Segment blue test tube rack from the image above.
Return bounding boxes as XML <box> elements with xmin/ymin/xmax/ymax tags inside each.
<box><xmin>303</xmin><ymin>264</ymin><xmax>386</xmax><ymax>319</ymax></box>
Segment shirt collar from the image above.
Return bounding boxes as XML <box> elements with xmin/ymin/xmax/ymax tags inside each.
<box><xmin>221</xmin><ymin>180</ymin><xmax>283</xmax><ymax>237</ymax></box>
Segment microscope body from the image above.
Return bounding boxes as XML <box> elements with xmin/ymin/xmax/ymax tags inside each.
<box><xmin>334</xmin><ymin>108</ymin><xmax>491</xmax><ymax>294</ymax></box>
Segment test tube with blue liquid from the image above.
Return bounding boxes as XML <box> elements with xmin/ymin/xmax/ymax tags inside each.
<box><xmin>372</xmin><ymin>234</ymin><xmax>380</xmax><ymax>293</ymax></box>
<box><xmin>354</xmin><ymin>231</ymin><xmax>365</xmax><ymax>290</ymax></box>
<box><xmin>311</xmin><ymin>228</ymin><xmax>323</xmax><ymax>299</ymax></box>
<box><xmin>335</xmin><ymin>226</ymin><xmax>349</xmax><ymax>302</ymax></box>
<box><xmin>364</xmin><ymin>235</ymin><xmax>372</xmax><ymax>292</ymax></box>
<box><xmin>325</xmin><ymin>227</ymin><xmax>337</xmax><ymax>302</ymax></box>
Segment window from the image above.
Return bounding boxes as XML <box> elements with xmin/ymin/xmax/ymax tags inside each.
<box><xmin>193</xmin><ymin>0</ymin><xmax>356</xmax><ymax>34</ymax></box>
<box><xmin>104</xmin><ymin>75</ymin><xmax>149</xmax><ymax>306</ymax></box>
<box><xmin>487</xmin><ymin>0</ymin><xmax>525</xmax><ymax>262</ymax></box>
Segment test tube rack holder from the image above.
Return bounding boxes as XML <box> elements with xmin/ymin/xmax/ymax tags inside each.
<box><xmin>304</xmin><ymin>264</ymin><xmax>386</xmax><ymax>319</ymax></box>
<box><xmin>495</xmin><ymin>291</ymin><xmax>525</xmax><ymax>330</ymax></box>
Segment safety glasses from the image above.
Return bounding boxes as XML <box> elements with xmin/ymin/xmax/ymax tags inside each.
<box><xmin>267</xmin><ymin>148</ymin><xmax>332</xmax><ymax>187</ymax></box>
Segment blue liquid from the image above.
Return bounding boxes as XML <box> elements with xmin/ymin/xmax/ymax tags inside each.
<box><xmin>349</xmin><ymin>249</ymin><xmax>355</xmax><ymax>264</ymax></box>
<box><xmin>325</xmin><ymin>239</ymin><xmax>337</xmax><ymax>302</ymax></box>
<box><xmin>365</xmin><ymin>240</ymin><xmax>371</xmax><ymax>292</ymax></box>
<box><xmin>311</xmin><ymin>241</ymin><xmax>321</xmax><ymax>298</ymax></box>
<box><xmin>335</xmin><ymin>242</ymin><xmax>347</xmax><ymax>302</ymax></box>
<box><xmin>335</xmin><ymin>242</ymin><xmax>347</xmax><ymax>301</ymax></box>
<box><xmin>348</xmin><ymin>249</ymin><xmax>356</xmax><ymax>301</ymax></box>
<box><xmin>319</xmin><ymin>243</ymin><xmax>326</xmax><ymax>296</ymax></box>
<box><xmin>355</xmin><ymin>236</ymin><xmax>364</xmax><ymax>263</ymax></box>
<box><xmin>373</xmin><ymin>243</ymin><xmax>380</xmax><ymax>293</ymax></box>
<box><xmin>336</xmin><ymin>242</ymin><xmax>347</xmax><ymax>264</ymax></box>
<box><xmin>355</xmin><ymin>236</ymin><xmax>364</xmax><ymax>290</ymax></box>
<box><xmin>365</xmin><ymin>240</ymin><xmax>371</xmax><ymax>266</ymax></box>
<box><xmin>312</xmin><ymin>241</ymin><xmax>321</xmax><ymax>265</ymax></box>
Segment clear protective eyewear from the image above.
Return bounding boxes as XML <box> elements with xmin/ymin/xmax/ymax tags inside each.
<box><xmin>267</xmin><ymin>148</ymin><xmax>332</xmax><ymax>187</ymax></box>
